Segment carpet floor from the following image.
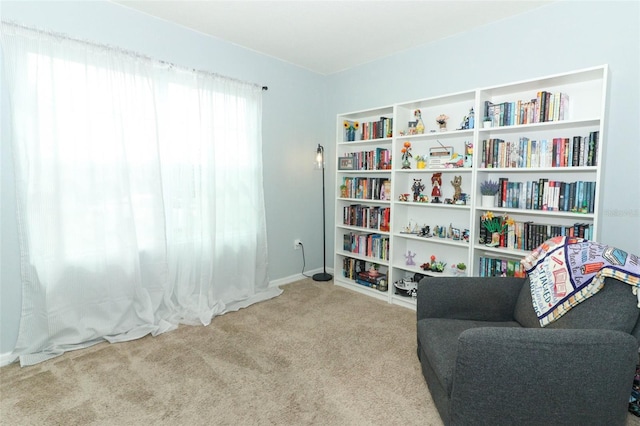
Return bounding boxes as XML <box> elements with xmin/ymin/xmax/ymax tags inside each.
<box><xmin>0</xmin><ymin>279</ymin><xmax>442</xmax><ymax>425</ymax></box>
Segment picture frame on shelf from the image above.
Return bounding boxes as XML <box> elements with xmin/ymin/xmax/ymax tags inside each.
<box><xmin>338</xmin><ymin>157</ymin><xmax>356</xmax><ymax>170</ymax></box>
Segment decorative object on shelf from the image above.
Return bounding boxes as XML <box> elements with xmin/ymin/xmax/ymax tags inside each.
<box><xmin>483</xmin><ymin>116</ymin><xmax>492</xmax><ymax>128</ymax></box>
<box><xmin>368</xmin><ymin>263</ymin><xmax>380</xmax><ymax>277</ymax></box>
<box><xmin>414</xmin><ymin>109</ymin><xmax>425</xmax><ymax>134</ymax></box>
<box><xmin>480</xmin><ymin>211</ymin><xmax>512</xmax><ymax>247</ymax></box>
<box><xmin>452</xmin><ymin>263</ymin><xmax>467</xmax><ymax>276</ymax></box>
<box><xmin>393</xmin><ymin>277</ymin><xmax>417</xmax><ymax>297</ymax></box>
<box><xmin>344</xmin><ymin>120</ymin><xmax>359</xmax><ymax>141</ymax></box>
<box><xmin>421</xmin><ymin>255</ymin><xmax>447</xmax><ymax>273</ymax></box>
<box><xmin>400</xmin><ymin>221</ymin><xmax>421</xmax><ymax>234</ymax></box>
<box><xmin>340</xmin><ymin>185</ymin><xmax>348</xmax><ymax>198</ymax></box>
<box><xmin>444</xmin><ymin>153</ymin><xmax>464</xmax><ymax>168</ymax></box>
<box><xmin>418</xmin><ymin>225</ymin><xmax>431</xmax><ymax>237</ymax></box>
<box><xmin>412</xmin><ymin>179</ymin><xmax>425</xmax><ymax>202</ymax></box>
<box><xmin>418</xmin><ymin>194</ymin><xmax>429</xmax><ymax>203</ymax></box>
<box><xmin>338</xmin><ymin>156</ymin><xmax>356</xmax><ymax>170</ymax></box>
<box><xmin>431</xmin><ymin>172</ymin><xmax>442</xmax><ymax>203</ymax></box>
<box><xmin>462</xmin><ymin>229</ymin><xmax>470</xmax><ymax>243</ymax></box>
<box><xmin>401</xmin><ymin>141</ymin><xmax>412</xmax><ymax>169</ymax></box>
<box><xmin>451</xmin><ymin>175</ymin><xmax>463</xmax><ymax>203</ymax></box>
<box><xmin>436</xmin><ymin>114</ymin><xmax>449</xmax><ymax>132</ymax></box>
<box><xmin>464</xmin><ymin>141</ymin><xmax>473</xmax><ymax>168</ymax></box>
<box><xmin>313</xmin><ymin>144</ymin><xmax>332</xmax><ymax>282</ymax></box>
<box><xmin>480</xmin><ymin>179</ymin><xmax>500</xmax><ymax>208</ymax></box>
<box><xmin>398</xmin><ymin>193</ymin><xmax>410</xmax><ymax>202</ymax></box>
<box><xmin>415</xmin><ymin>155</ymin><xmax>427</xmax><ymax>169</ymax></box>
<box><xmin>379</xmin><ymin>180</ymin><xmax>391</xmax><ymax>200</ymax></box>
<box><xmin>452</xmin><ymin>227</ymin><xmax>461</xmax><ymax>240</ymax></box>
<box><xmin>407</xmin><ymin>121</ymin><xmax>417</xmax><ymax>135</ymax></box>
<box><xmin>405</xmin><ymin>250</ymin><xmax>417</xmax><ymax>266</ymax></box>
<box><xmin>428</xmin><ymin>142</ymin><xmax>453</xmax><ymax>168</ymax></box>
<box><xmin>458</xmin><ymin>107</ymin><xmax>475</xmax><ymax>130</ymax></box>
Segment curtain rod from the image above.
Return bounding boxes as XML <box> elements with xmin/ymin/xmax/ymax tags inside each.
<box><xmin>2</xmin><ymin>20</ymin><xmax>269</xmax><ymax>92</ymax></box>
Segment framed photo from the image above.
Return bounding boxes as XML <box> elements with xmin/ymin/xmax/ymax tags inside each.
<box><xmin>338</xmin><ymin>157</ymin><xmax>356</xmax><ymax>170</ymax></box>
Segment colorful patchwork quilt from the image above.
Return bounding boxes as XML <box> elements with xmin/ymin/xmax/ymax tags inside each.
<box><xmin>521</xmin><ymin>236</ymin><xmax>640</xmax><ymax>327</ymax></box>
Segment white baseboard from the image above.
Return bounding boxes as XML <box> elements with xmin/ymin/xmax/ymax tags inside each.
<box><xmin>268</xmin><ymin>267</ymin><xmax>335</xmax><ymax>288</ymax></box>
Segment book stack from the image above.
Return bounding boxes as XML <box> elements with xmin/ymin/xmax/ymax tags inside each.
<box><xmin>355</xmin><ymin>271</ymin><xmax>387</xmax><ymax>290</ymax></box>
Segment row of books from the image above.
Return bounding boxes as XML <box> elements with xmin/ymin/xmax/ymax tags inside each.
<box><xmin>484</xmin><ymin>91</ymin><xmax>569</xmax><ymax>127</ymax></box>
<box><xmin>342</xmin><ymin>148</ymin><xmax>391</xmax><ymax>170</ymax></box>
<box><xmin>342</xmin><ymin>232</ymin><xmax>390</xmax><ymax>261</ymax></box>
<box><xmin>481</xmin><ymin>132</ymin><xmax>598</xmax><ymax>169</ymax></box>
<box><xmin>359</xmin><ymin>117</ymin><xmax>393</xmax><ymax>140</ymax></box>
<box><xmin>494</xmin><ymin>178</ymin><xmax>596</xmax><ymax>213</ymax></box>
<box><xmin>343</xmin><ymin>204</ymin><xmax>391</xmax><ymax>232</ymax></box>
<box><xmin>479</xmin><ymin>219</ymin><xmax>593</xmax><ymax>251</ymax></box>
<box><xmin>478</xmin><ymin>256</ymin><xmax>527</xmax><ymax>278</ymax></box>
<box><xmin>341</xmin><ymin>177</ymin><xmax>390</xmax><ymax>200</ymax></box>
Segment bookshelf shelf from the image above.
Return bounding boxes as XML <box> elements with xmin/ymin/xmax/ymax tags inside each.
<box><xmin>334</xmin><ymin>65</ymin><xmax>607</xmax><ymax>308</ymax></box>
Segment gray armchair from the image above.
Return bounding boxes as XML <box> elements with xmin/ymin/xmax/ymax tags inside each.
<box><xmin>416</xmin><ymin>276</ymin><xmax>640</xmax><ymax>425</ymax></box>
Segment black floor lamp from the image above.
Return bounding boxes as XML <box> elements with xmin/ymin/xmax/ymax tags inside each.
<box><xmin>312</xmin><ymin>144</ymin><xmax>332</xmax><ymax>282</ymax></box>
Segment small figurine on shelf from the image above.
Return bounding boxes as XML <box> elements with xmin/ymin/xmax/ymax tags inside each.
<box><xmin>405</xmin><ymin>250</ymin><xmax>417</xmax><ymax>266</ymax></box>
<box><xmin>458</xmin><ymin>107</ymin><xmax>474</xmax><ymax>130</ymax></box>
<box><xmin>418</xmin><ymin>225</ymin><xmax>431</xmax><ymax>238</ymax></box>
<box><xmin>431</xmin><ymin>172</ymin><xmax>442</xmax><ymax>203</ymax></box>
<box><xmin>415</xmin><ymin>155</ymin><xmax>427</xmax><ymax>169</ymax></box>
<box><xmin>464</xmin><ymin>141</ymin><xmax>473</xmax><ymax>168</ymax></box>
<box><xmin>401</xmin><ymin>141</ymin><xmax>413</xmax><ymax>169</ymax></box>
<box><xmin>414</xmin><ymin>109</ymin><xmax>425</xmax><ymax>134</ymax></box>
<box><xmin>412</xmin><ymin>178</ymin><xmax>425</xmax><ymax>202</ymax></box>
<box><xmin>436</xmin><ymin>114</ymin><xmax>449</xmax><ymax>132</ymax></box>
<box><xmin>451</xmin><ymin>175</ymin><xmax>463</xmax><ymax>203</ymax></box>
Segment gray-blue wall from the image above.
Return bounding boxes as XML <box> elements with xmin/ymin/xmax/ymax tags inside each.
<box><xmin>2</xmin><ymin>0</ymin><xmax>639</xmax><ymax>355</ymax></box>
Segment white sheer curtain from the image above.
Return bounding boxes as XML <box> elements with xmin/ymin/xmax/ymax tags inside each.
<box><xmin>1</xmin><ymin>22</ymin><xmax>279</xmax><ymax>366</ymax></box>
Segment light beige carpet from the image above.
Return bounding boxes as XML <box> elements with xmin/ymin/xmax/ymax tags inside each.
<box><xmin>0</xmin><ymin>279</ymin><xmax>443</xmax><ymax>425</ymax></box>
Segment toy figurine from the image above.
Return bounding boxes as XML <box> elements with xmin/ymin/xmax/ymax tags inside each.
<box><xmin>412</xmin><ymin>178</ymin><xmax>425</xmax><ymax>202</ymax></box>
<box><xmin>405</xmin><ymin>250</ymin><xmax>417</xmax><ymax>266</ymax></box>
<box><xmin>431</xmin><ymin>172</ymin><xmax>442</xmax><ymax>203</ymax></box>
<box><xmin>451</xmin><ymin>175</ymin><xmax>462</xmax><ymax>202</ymax></box>
<box><xmin>414</xmin><ymin>109</ymin><xmax>425</xmax><ymax>134</ymax></box>
<box><xmin>436</xmin><ymin>114</ymin><xmax>449</xmax><ymax>132</ymax></box>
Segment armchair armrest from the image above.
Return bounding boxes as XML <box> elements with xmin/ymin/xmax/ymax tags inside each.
<box><xmin>416</xmin><ymin>276</ymin><xmax>526</xmax><ymax>322</ymax></box>
<box><xmin>449</xmin><ymin>327</ymin><xmax>638</xmax><ymax>425</ymax></box>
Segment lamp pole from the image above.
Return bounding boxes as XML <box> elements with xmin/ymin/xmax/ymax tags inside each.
<box><xmin>313</xmin><ymin>144</ymin><xmax>332</xmax><ymax>282</ymax></box>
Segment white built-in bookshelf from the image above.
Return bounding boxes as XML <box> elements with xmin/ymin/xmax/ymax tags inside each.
<box><xmin>333</xmin><ymin>65</ymin><xmax>608</xmax><ymax>309</ymax></box>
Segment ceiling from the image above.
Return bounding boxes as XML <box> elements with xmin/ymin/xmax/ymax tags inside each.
<box><xmin>113</xmin><ymin>0</ymin><xmax>553</xmax><ymax>75</ymax></box>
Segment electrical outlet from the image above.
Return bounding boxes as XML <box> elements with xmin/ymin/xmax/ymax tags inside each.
<box><xmin>294</xmin><ymin>239</ymin><xmax>302</xmax><ymax>250</ymax></box>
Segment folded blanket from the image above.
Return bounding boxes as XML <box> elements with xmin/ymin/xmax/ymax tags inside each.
<box><xmin>521</xmin><ymin>236</ymin><xmax>640</xmax><ymax>327</ymax></box>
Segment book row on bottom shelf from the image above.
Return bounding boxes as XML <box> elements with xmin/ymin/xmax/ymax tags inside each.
<box><xmin>342</xmin><ymin>257</ymin><xmax>388</xmax><ymax>292</ymax></box>
<box><xmin>478</xmin><ymin>256</ymin><xmax>528</xmax><ymax>278</ymax></box>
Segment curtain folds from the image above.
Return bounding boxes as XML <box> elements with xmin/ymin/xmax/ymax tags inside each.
<box><xmin>1</xmin><ymin>21</ymin><xmax>279</xmax><ymax>366</ymax></box>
